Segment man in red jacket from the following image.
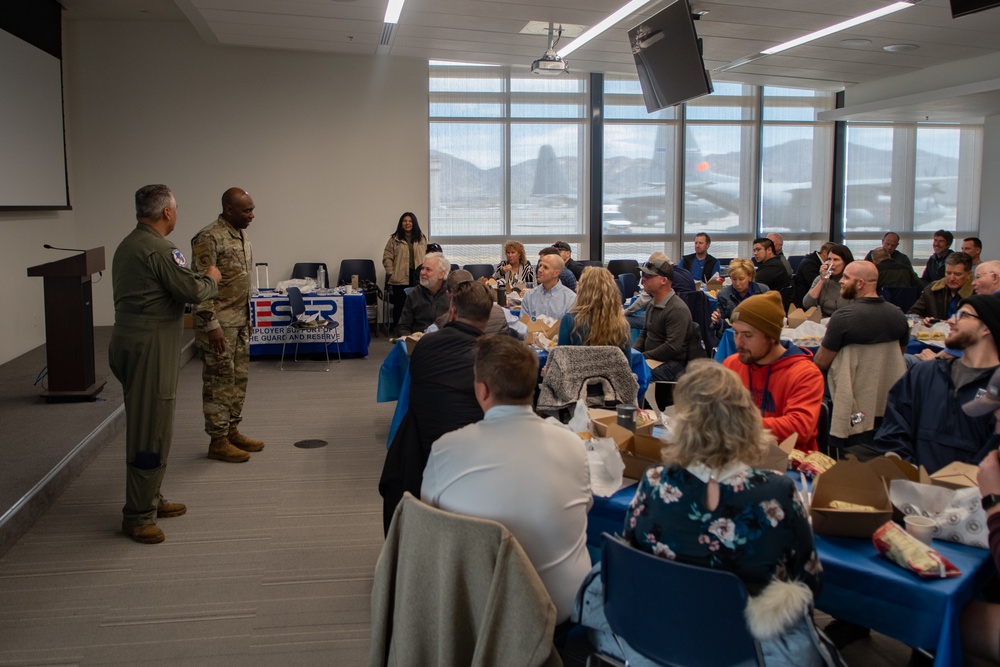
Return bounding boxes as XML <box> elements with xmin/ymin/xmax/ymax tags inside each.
<box><xmin>722</xmin><ymin>291</ymin><xmax>824</xmax><ymax>452</ymax></box>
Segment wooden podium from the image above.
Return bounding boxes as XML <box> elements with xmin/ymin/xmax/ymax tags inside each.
<box><xmin>27</xmin><ymin>248</ymin><xmax>107</xmax><ymax>401</ymax></box>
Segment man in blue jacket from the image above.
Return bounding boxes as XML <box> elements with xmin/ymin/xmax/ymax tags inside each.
<box><xmin>874</xmin><ymin>294</ymin><xmax>1000</xmax><ymax>472</ymax></box>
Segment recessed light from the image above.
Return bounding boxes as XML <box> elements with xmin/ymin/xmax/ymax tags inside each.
<box><xmin>839</xmin><ymin>38</ymin><xmax>872</xmax><ymax>47</ymax></box>
<box><xmin>883</xmin><ymin>43</ymin><xmax>919</xmax><ymax>52</ymax></box>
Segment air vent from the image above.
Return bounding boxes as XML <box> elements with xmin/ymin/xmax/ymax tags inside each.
<box><xmin>380</xmin><ymin>23</ymin><xmax>395</xmax><ymax>46</ymax></box>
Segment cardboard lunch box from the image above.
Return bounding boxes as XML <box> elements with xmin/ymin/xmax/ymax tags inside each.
<box><xmin>520</xmin><ymin>314</ymin><xmax>561</xmax><ymax>341</ymax></box>
<box><xmin>810</xmin><ymin>456</ymin><xmax>893</xmax><ymax>538</ymax></box>
<box><xmin>588</xmin><ymin>409</ymin><xmax>798</xmax><ymax>481</ymax></box>
<box><xmin>929</xmin><ymin>461</ymin><xmax>978</xmax><ymax>489</ymax></box>
<box><xmin>786</xmin><ymin>305</ymin><xmax>822</xmax><ymax>328</ymax></box>
<box><xmin>590</xmin><ymin>410</ymin><xmax>666</xmax><ymax>481</ymax></box>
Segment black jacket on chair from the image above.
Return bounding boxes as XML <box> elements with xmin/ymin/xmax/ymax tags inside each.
<box><xmin>378</xmin><ymin>321</ymin><xmax>484</xmax><ymax>533</ymax></box>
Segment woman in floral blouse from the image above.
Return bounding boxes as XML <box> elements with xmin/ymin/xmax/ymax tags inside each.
<box><xmin>624</xmin><ymin>361</ymin><xmax>820</xmax><ymax>597</ymax></box>
<box><xmin>605</xmin><ymin>361</ymin><xmax>840</xmax><ymax>666</ymax></box>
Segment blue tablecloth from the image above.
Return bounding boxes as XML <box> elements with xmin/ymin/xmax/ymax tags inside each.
<box><xmin>377</xmin><ymin>340</ymin><xmax>654</xmax><ymax>447</ymax></box>
<box><xmin>587</xmin><ymin>475</ymin><xmax>995</xmax><ymax>667</ymax></box>
<box><xmin>249</xmin><ymin>291</ymin><xmax>370</xmax><ymax>357</ymax></box>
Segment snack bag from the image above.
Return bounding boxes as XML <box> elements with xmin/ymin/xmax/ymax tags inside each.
<box><xmin>872</xmin><ymin>521</ymin><xmax>961</xmax><ymax>579</ymax></box>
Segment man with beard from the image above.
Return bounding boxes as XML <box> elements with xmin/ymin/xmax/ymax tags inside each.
<box><xmin>397</xmin><ymin>252</ymin><xmax>451</xmax><ymax>336</ymax></box>
<box><xmin>874</xmin><ymin>294</ymin><xmax>1000</xmax><ymax>473</ymax></box>
<box><xmin>814</xmin><ymin>261</ymin><xmax>909</xmax><ymax>372</ymax></box>
<box><xmin>721</xmin><ymin>290</ymin><xmax>824</xmax><ymax>452</ymax></box>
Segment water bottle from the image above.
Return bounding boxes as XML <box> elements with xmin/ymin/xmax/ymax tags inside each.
<box><xmin>316</xmin><ymin>266</ymin><xmax>326</xmax><ymax>290</ymax></box>
<box><xmin>496</xmin><ymin>279</ymin><xmax>506</xmax><ymax>307</ymax></box>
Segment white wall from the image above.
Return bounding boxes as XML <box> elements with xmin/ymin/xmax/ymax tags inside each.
<box><xmin>0</xmin><ymin>210</ymin><xmax>76</xmax><ymax>363</ymax></box>
<box><xmin>980</xmin><ymin>114</ymin><xmax>1000</xmax><ymax>258</ymax></box>
<box><xmin>0</xmin><ymin>18</ymin><xmax>428</xmax><ymax>365</ymax></box>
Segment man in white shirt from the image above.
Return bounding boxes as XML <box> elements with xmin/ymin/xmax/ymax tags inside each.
<box><xmin>521</xmin><ymin>254</ymin><xmax>576</xmax><ymax>320</ymax></box>
<box><xmin>421</xmin><ymin>335</ymin><xmax>592</xmax><ymax>623</ymax></box>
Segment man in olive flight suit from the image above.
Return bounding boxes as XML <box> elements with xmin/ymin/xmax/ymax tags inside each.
<box><xmin>110</xmin><ymin>184</ymin><xmax>220</xmax><ymax>544</ymax></box>
<box><xmin>192</xmin><ymin>187</ymin><xmax>264</xmax><ymax>463</ymax></box>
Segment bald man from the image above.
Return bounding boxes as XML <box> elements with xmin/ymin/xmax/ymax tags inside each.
<box><xmin>973</xmin><ymin>260</ymin><xmax>1000</xmax><ymax>295</ymax></box>
<box><xmin>814</xmin><ymin>261</ymin><xmax>910</xmax><ymax>371</ymax></box>
<box><xmin>191</xmin><ymin>187</ymin><xmax>264</xmax><ymax>463</ymax></box>
<box><xmin>768</xmin><ymin>232</ymin><xmax>793</xmax><ymax>277</ymax></box>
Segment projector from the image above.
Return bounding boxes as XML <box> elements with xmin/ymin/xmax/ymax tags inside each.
<box><xmin>531</xmin><ymin>49</ymin><xmax>568</xmax><ymax>75</ymax></box>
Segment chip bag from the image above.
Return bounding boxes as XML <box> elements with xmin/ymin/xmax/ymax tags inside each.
<box><xmin>872</xmin><ymin>521</ymin><xmax>961</xmax><ymax>579</ymax></box>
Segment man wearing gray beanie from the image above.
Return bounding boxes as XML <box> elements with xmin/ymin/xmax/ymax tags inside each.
<box><xmin>875</xmin><ymin>294</ymin><xmax>1000</xmax><ymax>472</ymax></box>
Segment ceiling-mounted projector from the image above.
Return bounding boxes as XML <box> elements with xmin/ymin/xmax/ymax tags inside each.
<box><xmin>532</xmin><ymin>49</ymin><xmax>567</xmax><ymax>75</ymax></box>
<box><xmin>531</xmin><ymin>23</ymin><xmax>568</xmax><ymax>75</ymax></box>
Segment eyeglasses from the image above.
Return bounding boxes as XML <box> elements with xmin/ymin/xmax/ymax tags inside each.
<box><xmin>954</xmin><ymin>311</ymin><xmax>982</xmax><ymax>322</ymax></box>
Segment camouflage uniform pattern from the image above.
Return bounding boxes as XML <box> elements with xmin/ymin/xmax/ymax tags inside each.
<box><xmin>191</xmin><ymin>217</ymin><xmax>253</xmax><ymax>438</ymax></box>
<box><xmin>109</xmin><ymin>224</ymin><xmax>218</xmax><ymax>525</ymax></box>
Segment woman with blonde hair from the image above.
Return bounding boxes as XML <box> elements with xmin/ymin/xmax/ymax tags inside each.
<box><xmin>609</xmin><ymin>360</ymin><xmax>837</xmax><ymax>666</ymax></box>
<box><xmin>493</xmin><ymin>240</ymin><xmax>534</xmax><ymax>292</ymax></box>
<box><xmin>558</xmin><ymin>267</ymin><xmax>630</xmax><ymax>356</ymax></box>
<box><xmin>712</xmin><ymin>257</ymin><xmax>769</xmax><ymax>328</ymax></box>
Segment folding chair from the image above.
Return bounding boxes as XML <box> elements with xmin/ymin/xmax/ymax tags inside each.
<box><xmin>280</xmin><ymin>286</ymin><xmax>340</xmax><ymax>370</ymax></box>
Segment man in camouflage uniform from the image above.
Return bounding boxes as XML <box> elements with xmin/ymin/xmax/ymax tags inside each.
<box><xmin>110</xmin><ymin>184</ymin><xmax>220</xmax><ymax>544</ymax></box>
<box><xmin>192</xmin><ymin>187</ymin><xmax>264</xmax><ymax>463</ymax></box>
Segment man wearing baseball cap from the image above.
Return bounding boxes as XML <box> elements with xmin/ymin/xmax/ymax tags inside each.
<box><xmin>634</xmin><ymin>258</ymin><xmax>701</xmax><ymax>383</ymax></box>
<box><xmin>552</xmin><ymin>241</ymin><xmax>585</xmax><ymax>280</ymax></box>
<box><xmin>721</xmin><ymin>290</ymin><xmax>825</xmax><ymax>452</ymax></box>
<box><xmin>875</xmin><ymin>294</ymin><xmax>1000</xmax><ymax>472</ymax></box>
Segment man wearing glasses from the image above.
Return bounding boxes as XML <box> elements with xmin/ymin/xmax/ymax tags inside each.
<box><xmin>874</xmin><ymin>294</ymin><xmax>1000</xmax><ymax>473</ymax></box>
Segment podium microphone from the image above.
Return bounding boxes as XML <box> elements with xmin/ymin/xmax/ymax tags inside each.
<box><xmin>43</xmin><ymin>244</ymin><xmax>87</xmax><ymax>252</ymax></box>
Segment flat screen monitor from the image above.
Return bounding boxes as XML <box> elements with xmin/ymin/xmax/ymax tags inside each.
<box><xmin>629</xmin><ymin>0</ymin><xmax>713</xmax><ymax>113</ymax></box>
<box><xmin>950</xmin><ymin>0</ymin><xmax>1000</xmax><ymax>17</ymax></box>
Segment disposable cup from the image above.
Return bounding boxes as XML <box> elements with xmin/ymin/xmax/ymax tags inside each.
<box><xmin>904</xmin><ymin>515</ymin><xmax>936</xmax><ymax>545</ymax></box>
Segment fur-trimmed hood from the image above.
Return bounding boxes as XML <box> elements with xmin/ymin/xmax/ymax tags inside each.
<box><xmin>745</xmin><ymin>579</ymin><xmax>814</xmax><ymax>641</ymax></box>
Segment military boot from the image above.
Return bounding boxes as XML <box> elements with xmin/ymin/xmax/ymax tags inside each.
<box><xmin>228</xmin><ymin>427</ymin><xmax>265</xmax><ymax>452</ymax></box>
<box><xmin>207</xmin><ymin>436</ymin><xmax>251</xmax><ymax>463</ymax></box>
<box><xmin>156</xmin><ymin>500</ymin><xmax>187</xmax><ymax>518</ymax></box>
<box><xmin>122</xmin><ymin>521</ymin><xmax>165</xmax><ymax>544</ymax></box>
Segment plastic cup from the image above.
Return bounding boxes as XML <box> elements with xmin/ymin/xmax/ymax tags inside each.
<box><xmin>904</xmin><ymin>515</ymin><xmax>936</xmax><ymax>545</ymax></box>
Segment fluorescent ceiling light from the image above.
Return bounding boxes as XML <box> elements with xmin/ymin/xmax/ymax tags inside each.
<box><xmin>557</xmin><ymin>0</ymin><xmax>654</xmax><ymax>58</ymax></box>
<box><xmin>761</xmin><ymin>2</ymin><xmax>913</xmax><ymax>55</ymax></box>
<box><xmin>384</xmin><ymin>0</ymin><xmax>405</xmax><ymax>24</ymax></box>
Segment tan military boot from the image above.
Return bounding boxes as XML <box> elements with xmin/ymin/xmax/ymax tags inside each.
<box><xmin>228</xmin><ymin>428</ymin><xmax>265</xmax><ymax>452</ymax></box>
<box><xmin>157</xmin><ymin>500</ymin><xmax>187</xmax><ymax>518</ymax></box>
<box><xmin>207</xmin><ymin>436</ymin><xmax>251</xmax><ymax>463</ymax></box>
<box><xmin>122</xmin><ymin>521</ymin><xmax>165</xmax><ymax>544</ymax></box>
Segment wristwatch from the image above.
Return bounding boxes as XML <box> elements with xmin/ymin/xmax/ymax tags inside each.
<box><xmin>982</xmin><ymin>494</ymin><xmax>1000</xmax><ymax>512</ymax></box>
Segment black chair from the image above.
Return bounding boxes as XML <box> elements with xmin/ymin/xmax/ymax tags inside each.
<box><xmin>592</xmin><ymin>533</ymin><xmax>764</xmax><ymax>667</ymax></box>
<box><xmin>618</xmin><ymin>273</ymin><xmax>639</xmax><ymax>303</ymax></box>
<box><xmin>614</xmin><ymin>277</ymin><xmax>626</xmax><ymax>304</ymax></box>
<box><xmin>788</xmin><ymin>254</ymin><xmax>807</xmax><ymax>273</ymax></box>
<box><xmin>291</xmin><ymin>262</ymin><xmax>329</xmax><ymax>286</ymax></box>
<box><xmin>338</xmin><ymin>259</ymin><xmax>380</xmax><ymax>334</ymax></box>
<box><xmin>606</xmin><ymin>259</ymin><xmax>639</xmax><ymax>280</ymax></box>
<box><xmin>678</xmin><ymin>291</ymin><xmax>718</xmax><ymax>356</ymax></box>
<box><xmin>578</xmin><ymin>259</ymin><xmax>604</xmax><ymax>269</ymax></box>
<box><xmin>280</xmin><ymin>286</ymin><xmax>340</xmax><ymax>370</ymax></box>
<box><xmin>880</xmin><ymin>286</ymin><xmax>922</xmax><ymax>313</ymax></box>
<box><xmin>450</xmin><ymin>263</ymin><xmax>460</xmax><ymax>272</ymax></box>
<box><xmin>463</xmin><ymin>264</ymin><xmax>495</xmax><ymax>281</ymax></box>
<box><xmin>779</xmin><ymin>285</ymin><xmax>795</xmax><ymax>313</ymax></box>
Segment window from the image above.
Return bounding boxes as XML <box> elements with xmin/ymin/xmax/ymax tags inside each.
<box><xmin>429</xmin><ymin>63</ymin><xmax>588</xmax><ymax>268</ymax></box>
<box><xmin>841</xmin><ymin>124</ymin><xmax>982</xmax><ymax>263</ymax></box>
<box><xmin>429</xmin><ymin>65</ymin><xmax>980</xmax><ymax>269</ymax></box>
